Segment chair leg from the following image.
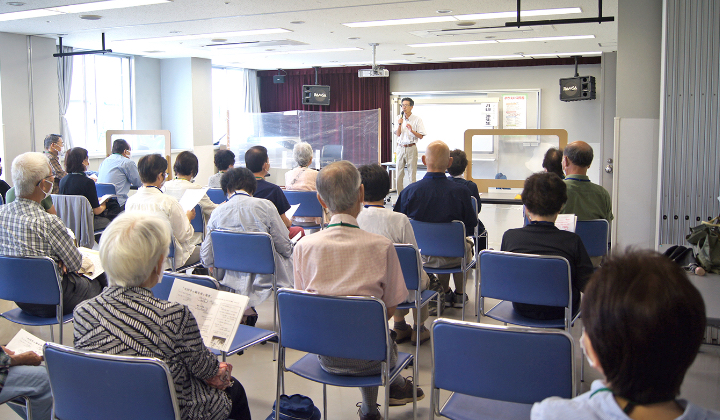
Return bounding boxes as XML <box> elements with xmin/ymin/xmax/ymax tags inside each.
<box><xmin>323</xmin><ymin>384</ymin><xmax>327</xmax><ymax>420</ymax></box>
<box><xmin>275</xmin><ymin>348</ymin><xmax>284</xmax><ymax>420</ymax></box>
<box><xmin>273</xmin><ymin>288</ymin><xmax>278</xmax><ymax>362</ymax></box>
<box><xmin>49</xmin><ymin>325</ymin><xmax>55</xmax><ymax>344</ymax></box>
<box><xmin>412</xmin><ymin>354</ymin><xmax>418</xmax><ymax>420</ymax></box>
<box><xmin>384</xmin><ymin>379</ymin><xmax>389</xmax><ymax>420</ymax></box>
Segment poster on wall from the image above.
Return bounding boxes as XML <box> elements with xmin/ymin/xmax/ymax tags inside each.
<box><xmin>502</xmin><ymin>95</ymin><xmax>527</xmax><ymax>129</ymax></box>
<box><xmin>480</xmin><ymin>102</ymin><xmax>499</xmax><ymax>127</ymax></box>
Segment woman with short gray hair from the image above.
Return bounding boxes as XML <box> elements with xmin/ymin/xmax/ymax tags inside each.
<box><xmin>73</xmin><ymin>212</ymin><xmax>251</xmax><ymax>420</ymax></box>
<box><xmin>284</xmin><ymin>142</ymin><xmax>322</xmax><ymax>226</ymax></box>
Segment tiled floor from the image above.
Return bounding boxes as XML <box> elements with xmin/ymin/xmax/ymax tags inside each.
<box><xmin>2</xmin><ymin>202</ymin><xmax>719</xmax><ymax>419</ymax></box>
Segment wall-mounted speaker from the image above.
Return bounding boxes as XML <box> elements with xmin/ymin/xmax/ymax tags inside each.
<box><xmin>273</xmin><ymin>75</ymin><xmax>285</xmax><ymax>84</ymax></box>
<box><xmin>302</xmin><ymin>85</ymin><xmax>330</xmax><ymax>106</ymax></box>
<box><xmin>559</xmin><ymin>76</ymin><xmax>596</xmax><ymax>101</ymax></box>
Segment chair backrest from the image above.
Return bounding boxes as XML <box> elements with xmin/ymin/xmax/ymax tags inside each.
<box><xmin>320</xmin><ymin>145</ymin><xmax>343</xmax><ymax>167</ymax></box>
<box><xmin>206</xmin><ymin>188</ymin><xmax>227</xmax><ymax>205</ymax></box>
<box><xmin>480</xmin><ymin>250</ymin><xmax>571</xmax><ymax>308</ymax></box>
<box><xmin>277</xmin><ymin>289</ymin><xmax>389</xmax><ymax>361</ymax></box>
<box><xmin>51</xmin><ymin>194</ymin><xmax>95</xmax><ymax>248</ymax></box>
<box><xmin>95</xmin><ymin>183</ymin><xmax>117</xmax><ymax>197</ymax></box>
<box><xmin>432</xmin><ymin>319</ymin><xmax>574</xmax><ymax>404</ymax></box>
<box><xmin>575</xmin><ymin>219</ymin><xmax>609</xmax><ymax>257</ymax></box>
<box><xmin>394</xmin><ymin>244</ymin><xmax>422</xmax><ymax>291</ymax></box>
<box><xmin>44</xmin><ymin>343</ymin><xmax>180</xmax><ymax>420</ymax></box>
<box><xmin>283</xmin><ymin>190</ymin><xmax>323</xmax><ymax>218</ymax></box>
<box><xmin>409</xmin><ymin>219</ymin><xmax>466</xmax><ymax>258</ymax></box>
<box><xmin>210</xmin><ymin>230</ymin><xmax>275</xmax><ymax>274</ymax></box>
<box><xmin>190</xmin><ymin>204</ymin><xmax>204</xmax><ymax>233</ymax></box>
<box><xmin>152</xmin><ymin>272</ymin><xmax>220</xmax><ymax>300</ymax></box>
<box><xmin>0</xmin><ymin>256</ymin><xmax>63</xmax><ymax>306</ymax></box>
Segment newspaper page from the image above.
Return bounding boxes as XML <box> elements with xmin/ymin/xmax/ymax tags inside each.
<box><xmin>168</xmin><ymin>279</ymin><xmax>248</xmax><ymax>352</ymax></box>
<box><xmin>555</xmin><ymin>214</ymin><xmax>577</xmax><ymax>233</ymax></box>
<box><xmin>5</xmin><ymin>329</ymin><xmax>46</xmax><ymax>357</ymax></box>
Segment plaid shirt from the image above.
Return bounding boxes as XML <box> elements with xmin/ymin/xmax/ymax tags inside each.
<box><xmin>0</xmin><ymin>348</ymin><xmax>11</xmax><ymax>392</ymax></box>
<box><xmin>0</xmin><ymin>198</ymin><xmax>81</xmax><ymax>272</ymax></box>
<box><xmin>44</xmin><ymin>151</ymin><xmax>66</xmax><ymax>193</ymax></box>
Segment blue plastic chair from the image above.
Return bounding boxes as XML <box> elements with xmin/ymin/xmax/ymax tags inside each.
<box><xmin>190</xmin><ymin>204</ymin><xmax>204</xmax><ymax>240</ymax></box>
<box><xmin>0</xmin><ymin>256</ymin><xmax>72</xmax><ymax>344</ymax></box>
<box><xmin>206</xmin><ymin>188</ymin><xmax>227</xmax><ymax>205</ymax></box>
<box><xmin>152</xmin><ymin>272</ymin><xmax>276</xmax><ymax>361</ymax></box>
<box><xmin>575</xmin><ymin>219</ymin><xmax>610</xmax><ymax>258</ymax></box>
<box><xmin>210</xmin><ymin>230</ymin><xmax>278</xmax><ymax>357</ymax></box>
<box><xmin>283</xmin><ymin>190</ymin><xmax>324</xmax><ymax>230</ymax></box>
<box><xmin>95</xmin><ymin>183</ymin><xmax>116</xmax><ymax>198</ymax></box>
<box><xmin>167</xmin><ymin>232</ymin><xmax>203</xmax><ymax>273</ymax></box>
<box><xmin>430</xmin><ymin>319</ymin><xmax>575</xmax><ymax>420</ymax></box>
<box><xmin>0</xmin><ymin>396</ymin><xmax>31</xmax><ymax>420</ymax></box>
<box><xmin>44</xmin><ymin>343</ymin><xmax>181</xmax><ymax>420</ymax></box>
<box><xmin>409</xmin><ymin>219</ymin><xmax>475</xmax><ymax>320</ymax></box>
<box><xmin>395</xmin><ymin>243</ymin><xmax>439</xmax><ymax>382</ymax></box>
<box><xmin>478</xmin><ymin>250</ymin><xmax>573</xmax><ymax>331</ymax></box>
<box><xmin>276</xmin><ymin>289</ymin><xmax>416</xmax><ymax>420</ymax></box>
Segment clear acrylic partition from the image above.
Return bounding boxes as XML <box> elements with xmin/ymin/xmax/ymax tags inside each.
<box><xmin>228</xmin><ymin>110</ymin><xmax>380</xmax><ymax>169</ymax></box>
<box><xmin>105</xmin><ymin>130</ymin><xmax>171</xmax><ymax>160</ymax></box>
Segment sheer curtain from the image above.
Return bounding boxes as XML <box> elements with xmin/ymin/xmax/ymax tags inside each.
<box><xmin>242</xmin><ymin>68</ymin><xmax>260</xmax><ymax>113</ymax></box>
<box><xmin>57</xmin><ymin>46</ymin><xmax>74</xmax><ymax>148</ymax></box>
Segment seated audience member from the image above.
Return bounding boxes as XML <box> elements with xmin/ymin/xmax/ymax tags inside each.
<box><xmin>561</xmin><ymin>141</ymin><xmax>613</xmax><ymax>222</ymax></box>
<box><xmin>43</xmin><ymin>134</ymin><xmax>66</xmax><ymax>194</ymax></box>
<box><xmin>125</xmin><ymin>154</ymin><xmax>199</xmax><ymax>269</ymax></box>
<box><xmin>98</xmin><ymin>139</ymin><xmax>142</xmax><ymax>212</ymax></box>
<box><xmin>5</xmin><ymin>186</ymin><xmax>57</xmax><ymax>214</ymax></box>
<box><xmin>394</xmin><ymin>140</ymin><xmax>476</xmax><ymax>309</ymax></box>
<box><xmin>59</xmin><ymin>147</ymin><xmax>111</xmax><ymax>230</ymax></box>
<box><xmin>208</xmin><ymin>149</ymin><xmax>235</xmax><ymax>188</ymax></box>
<box><xmin>284</xmin><ymin>142</ymin><xmax>322</xmax><ymax>226</ymax></box>
<box><xmin>0</xmin><ymin>152</ymin><xmax>105</xmax><ymax>317</ymax></box>
<box><xmin>0</xmin><ymin>346</ymin><xmax>52</xmax><ymax>420</ymax></box>
<box><xmin>0</xmin><ymin>157</ymin><xmax>10</xmax><ymax>201</ymax></box>
<box><xmin>501</xmin><ymin>172</ymin><xmax>593</xmax><ymax>320</ymax></box>
<box><xmin>294</xmin><ymin>161</ymin><xmax>422</xmax><ymax>420</ymax></box>
<box><xmin>245</xmin><ymin>146</ymin><xmax>304</xmax><ymax>239</ymax></box>
<box><xmin>357</xmin><ymin>163</ymin><xmax>431</xmax><ymax>345</ymax></box>
<box><xmin>164</xmin><ymin>151</ymin><xmax>218</xmax><ymax>243</ymax></box>
<box><xmin>200</xmin><ymin>168</ymin><xmax>293</xmax><ymax>326</ymax></box>
<box><xmin>448</xmin><ymin>148</ymin><xmax>485</xmax><ymax>232</ymax></box>
<box><xmin>532</xmin><ymin>250</ymin><xmax>719</xmax><ymax>420</ymax></box>
<box><xmin>542</xmin><ymin>147</ymin><xmax>565</xmax><ymax>179</ymax></box>
<box><xmin>73</xmin><ymin>212</ymin><xmax>250</xmax><ymax>420</ymax></box>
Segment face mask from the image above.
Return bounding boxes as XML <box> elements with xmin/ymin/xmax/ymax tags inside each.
<box><xmin>41</xmin><ymin>178</ymin><xmax>52</xmax><ymax>199</ymax></box>
<box><xmin>580</xmin><ymin>329</ymin><xmax>597</xmax><ymax>369</ymax></box>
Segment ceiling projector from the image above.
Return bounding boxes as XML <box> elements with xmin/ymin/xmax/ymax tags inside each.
<box><xmin>358</xmin><ymin>68</ymin><xmax>390</xmax><ymax>78</ymax></box>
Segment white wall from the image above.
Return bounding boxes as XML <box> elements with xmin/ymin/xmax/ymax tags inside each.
<box><xmin>134</xmin><ymin>56</ymin><xmax>162</xmax><ymax>130</ymax></box>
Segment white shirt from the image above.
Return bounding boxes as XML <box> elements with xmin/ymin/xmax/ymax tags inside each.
<box><xmin>163</xmin><ymin>178</ymin><xmax>218</xmax><ymax>244</ymax></box>
<box><xmin>125</xmin><ymin>186</ymin><xmax>195</xmax><ymax>268</ymax></box>
<box><xmin>396</xmin><ymin>113</ymin><xmax>426</xmax><ymax>146</ymax></box>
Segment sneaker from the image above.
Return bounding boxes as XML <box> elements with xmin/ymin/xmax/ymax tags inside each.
<box><xmin>389</xmin><ymin>376</ymin><xmax>425</xmax><ymax>406</ymax></box>
<box><xmin>410</xmin><ymin>326</ymin><xmax>430</xmax><ymax>346</ymax></box>
<box><xmin>454</xmin><ymin>292</ymin><xmax>469</xmax><ymax>306</ymax></box>
<box><xmin>393</xmin><ymin>323</ymin><xmax>412</xmax><ymax>344</ymax></box>
<box><xmin>357</xmin><ymin>403</ymin><xmax>382</xmax><ymax>420</ymax></box>
<box><xmin>444</xmin><ymin>290</ymin><xmax>456</xmax><ymax>308</ymax></box>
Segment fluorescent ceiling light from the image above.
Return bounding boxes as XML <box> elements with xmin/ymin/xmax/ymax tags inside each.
<box><xmin>48</xmin><ymin>0</ymin><xmax>170</xmax><ymax>14</ymax></box>
<box><xmin>450</xmin><ymin>55</ymin><xmax>524</xmax><ymax>61</ymax></box>
<box><xmin>344</xmin><ymin>16</ymin><xmax>455</xmax><ymax>28</ymax></box>
<box><xmin>116</xmin><ymin>28</ymin><xmax>291</xmax><ymax>43</ymax></box>
<box><xmin>343</xmin><ymin>7</ymin><xmax>582</xmax><ymax>28</ymax></box>
<box><xmin>0</xmin><ymin>8</ymin><xmax>60</xmax><ymax>21</ymax></box>
<box><xmin>525</xmin><ymin>51</ymin><xmax>602</xmax><ymax>58</ymax></box>
<box><xmin>267</xmin><ymin>47</ymin><xmax>362</xmax><ymax>55</ymax></box>
<box><xmin>455</xmin><ymin>7</ymin><xmax>581</xmax><ymax>20</ymax></box>
<box><xmin>498</xmin><ymin>35</ymin><xmax>595</xmax><ymax>43</ymax></box>
<box><xmin>408</xmin><ymin>40</ymin><xmax>497</xmax><ymax>48</ymax></box>
<box><xmin>330</xmin><ymin>59</ymin><xmax>411</xmax><ymax>66</ymax></box>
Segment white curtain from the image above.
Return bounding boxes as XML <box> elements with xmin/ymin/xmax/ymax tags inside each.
<box><xmin>241</xmin><ymin>69</ymin><xmax>261</xmax><ymax>113</ymax></box>
<box><xmin>57</xmin><ymin>46</ymin><xmax>74</xmax><ymax>148</ymax></box>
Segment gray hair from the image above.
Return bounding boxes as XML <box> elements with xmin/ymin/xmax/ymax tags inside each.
<box><xmin>99</xmin><ymin>212</ymin><xmax>170</xmax><ymax>288</ymax></box>
<box><xmin>293</xmin><ymin>142</ymin><xmax>314</xmax><ymax>167</ymax></box>
<box><xmin>316</xmin><ymin>160</ymin><xmax>361</xmax><ymax>214</ymax></box>
<box><xmin>11</xmin><ymin>152</ymin><xmax>51</xmax><ymax>197</ymax></box>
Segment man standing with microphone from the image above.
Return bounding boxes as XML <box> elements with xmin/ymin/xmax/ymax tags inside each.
<box><xmin>395</xmin><ymin>97</ymin><xmax>426</xmax><ymax>193</ymax></box>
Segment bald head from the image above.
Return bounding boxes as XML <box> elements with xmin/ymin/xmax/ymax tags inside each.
<box><xmin>562</xmin><ymin>141</ymin><xmax>593</xmax><ymax>176</ymax></box>
<box><xmin>316</xmin><ymin>160</ymin><xmax>363</xmax><ymax>215</ymax></box>
<box><xmin>423</xmin><ymin>141</ymin><xmax>452</xmax><ymax>172</ymax></box>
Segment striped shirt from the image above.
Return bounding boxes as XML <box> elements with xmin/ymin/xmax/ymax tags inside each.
<box><xmin>73</xmin><ymin>287</ymin><xmax>230</xmax><ymax>420</ymax></box>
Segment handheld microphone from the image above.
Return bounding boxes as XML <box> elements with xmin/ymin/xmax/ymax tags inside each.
<box><xmin>401</xmin><ymin>111</ymin><xmax>404</xmax><ymax>118</ymax></box>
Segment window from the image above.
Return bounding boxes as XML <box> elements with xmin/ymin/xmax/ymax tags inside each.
<box><xmin>212</xmin><ymin>67</ymin><xmax>258</xmax><ymax>148</ymax></box>
<box><xmin>66</xmin><ymin>55</ymin><xmax>132</xmax><ymax>155</ymax></box>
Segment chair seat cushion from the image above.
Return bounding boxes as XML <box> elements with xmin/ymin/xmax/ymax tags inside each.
<box><xmin>211</xmin><ymin>324</ymin><xmax>277</xmax><ymax>357</ymax></box>
<box><xmin>288</xmin><ymin>351</ymin><xmax>413</xmax><ymax>388</ymax></box>
<box><xmin>397</xmin><ymin>290</ymin><xmax>439</xmax><ymax>310</ymax></box>
<box><xmin>484</xmin><ymin>301</ymin><xmax>566</xmax><ymax>329</ymax></box>
<box><xmin>423</xmin><ymin>259</ymin><xmax>476</xmax><ymax>275</ymax></box>
<box><xmin>440</xmin><ymin>392</ymin><xmax>532</xmax><ymax>420</ymax></box>
<box><xmin>1</xmin><ymin>308</ymin><xmax>73</xmax><ymax>326</ymax></box>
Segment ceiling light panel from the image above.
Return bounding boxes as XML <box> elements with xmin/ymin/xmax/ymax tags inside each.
<box><xmin>450</xmin><ymin>54</ymin><xmax>524</xmax><ymax>61</ymax></box>
<box><xmin>455</xmin><ymin>7</ymin><xmax>582</xmax><ymax>21</ymax></box>
<box><xmin>408</xmin><ymin>40</ymin><xmax>497</xmax><ymax>48</ymax></box>
<box><xmin>0</xmin><ymin>8</ymin><xmax>60</xmax><ymax>21</ymax></box>
<box><xmin>115</xmin><ymin>28</ymin><xmax>291</xmax><ymax>43</ymax></box>
<box><xmin>497</xmin><ymin>35</ymin><xmax>595</xmax><ymax>43</ymax></box>
<box><xmin>48</xmin><ymin>0</ymin><xmax>171</xmax><ymax>14</ymax></box>
<box><xmin>525</xmin><ymin>51</ymin><xmax>602</xmax><ymax>58</ymax></box>
<box><xmin>343</xmin><ymin>16</ymin><xmax>455</xmax><ymax>28</ymax></box>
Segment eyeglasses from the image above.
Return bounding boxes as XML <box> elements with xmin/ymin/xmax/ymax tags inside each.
<box><xmin>401</xmin><ymin>104</ymin><xmax>412</xmax><ymax>108</ymax></box>
<box><xmin>36</xmin><ymin>175</ymin><xmax>53</xmax><ymax>187</ymax></box>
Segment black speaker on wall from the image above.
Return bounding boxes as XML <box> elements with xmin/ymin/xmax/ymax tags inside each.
<box><xmin>273</xmin><ymin>75</ymin><xmax>285</xmax><ymax>84</ymax></box>
<box><xmin>302</xmin><ymin>85</ymin><xmax>331</xmax><ymax>106</ymax></box>
<box><xmin>559</xmin><ymin>76</ymin><xmax>596</xmax><ymax>101</ymax></box>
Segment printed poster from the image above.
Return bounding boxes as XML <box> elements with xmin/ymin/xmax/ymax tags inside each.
<box><xmin>502</xmin><ymin>95</ymin><xmax>527</xmax><ymax>129</ymax></box>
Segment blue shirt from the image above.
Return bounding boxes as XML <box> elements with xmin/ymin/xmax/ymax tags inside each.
<box><xmin>394</xmin><ymin>172</ymin><xmax>477</xmax><ymax>236</ymax></box>
<box><xmin>98</xmin><ymin>154</ymin><xmax>142</xmax><ymax>206</ymax></box>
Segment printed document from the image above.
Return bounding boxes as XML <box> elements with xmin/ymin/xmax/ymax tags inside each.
<box><xmin>6</xmin><ymin>329</ymin><xmax>45</xmax><ymax>357</ymax></box>
<box><xmin>179</xmin><ymin>188</ymin><xmax>209</xmax><ymax>212</ymax></box>
<box><xmin>554</xmin><ymin>214</ymin><xmax>577</xmax><ymax>232</ymax></box>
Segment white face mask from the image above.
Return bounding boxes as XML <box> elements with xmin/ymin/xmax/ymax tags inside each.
<box><xmin>580</xmin><ymin>329</ymin><xmax>598</xmax><ymax>369</ymax></box>
<box><xmin>41</xmin><ymin>178</ymin><xmax>52</xmax><ymax>199</ymax></box>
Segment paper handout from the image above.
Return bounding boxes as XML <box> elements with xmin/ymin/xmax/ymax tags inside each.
<box><xmin>179</xmin><ymin>188</ymin><xmax>209</xmax><ymax>212</ymax></box>
<box><xmin>78</xmin><ymin>247</ymin><xmax>105</xmax><ymax>280</ymax></box>
<box><xmin>6</xmin><ymin>329</ymin><xmax>46</xmax><ymax>357</ymax></box>
<box><xmin>98</xmin><ymin>194</ymin><xmax>115</xmax><ymax>205</ymax></box>
<box><xmin>554</xmin><ymin>214</ymin><xmax>577</xmax><ymax>233</ymax></box>
<box><xmin>285</xmin><ymin>203</ymin><xmax>301</xmax><ymax>219</ymax></box>
<box><xmin>167</xmin><ymin>279</ymin><xmax>249</xmax><ymax>352</ymax></box>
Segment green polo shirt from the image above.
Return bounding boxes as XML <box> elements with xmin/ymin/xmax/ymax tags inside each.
<box><xmin>6</xmin><ymin>187</ymin><xmax>54</xmax><ymax>210</ymax></box>
<box><xmin>561</xmin><ymin>175</ymin><xmax>614</xmax><ymax>221</ymax></box>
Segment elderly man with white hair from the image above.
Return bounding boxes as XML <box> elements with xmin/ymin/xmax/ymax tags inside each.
<box><xmin>73</xmin><ymin>212</ymin><xmax>251</xmax><ymax>420</ymax></box>
<box><xmin>284</xmin><ymin>142</ymin><xmax>322</xmax><ymax>226</ymax></box>
<box><xmin>293</xmin><ymin>160</ymin><xmax>423</xmax><ymax>420</ymax></box>
<box><xmin>0</xmin><ymin>152</ymin><xmax>105</xmax><ymax>317</ymax></box>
